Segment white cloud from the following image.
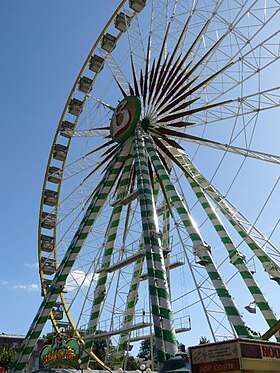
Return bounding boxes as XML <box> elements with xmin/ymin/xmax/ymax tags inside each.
<box><xmin>13</xmin><ymin>283</ymin><xmax>40</xmax><ymax>292</ymax></box>
<box><xmin>1</xmin><ymin>280</ymin><xmax>8</xmax><ymax>286</ymax></box>
<box><xmin>28</xmin><ymin>284</ymin><xmax>40</xmax><ymax>292</ymax></box>
<box><xmin>13</xmin><ymin>284</ymin><xmax>27</xmax><ymax>290</ymax></box>
<box><xmin>65</xmin><ymin>270</ymin><xmax>98</xmax><ymax>291</ymax></box>
<box><xmin>24</xmin><ymin>263</ymin><xmax>39</xmax><ymax>269</ymax></box>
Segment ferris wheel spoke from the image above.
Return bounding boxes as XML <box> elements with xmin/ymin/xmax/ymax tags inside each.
<box><xmin>115</xmin><ymin>249</ymin><xmax>145</xmax><ymax>367</ymax></box>
<box><xmin>48</xmin><ymin>178</ymin><xmax>110</xmax><ymax>257</ymax></box>
<box><xmin>172</xmin><ymin>2</ymin><xmax>280</xmax><ymax>110</ymax></box>
<box><xmin>85</xmin><ymin>139</ymin><xmax>116</xmax><ymax>157</ymax></box>
<box><xmin>65</xmin><ymin>267</ymin><xmax>101</xmax><ymax>331</ymax></box>
<box><xmin>80</xmin><ymin>205</ymin><xmax>123</xmax><ymax>368</ymax></box>
<box><xmin>175</xmin><ymin>133</ymin><xmax>280</xmax><ymax>165</ymax></box>
<box><xmin>184</xmin><ymin>170</ymin><xmax>279</xmax><ymax>334</ymax></box>
<box><xmin>100</xmin><ymin>48</ymin><xmax>132</xmax><ymax>96</ymax></box>
<box><xmin>147</xmin><ymin>22</ymin><xmax>170</xmax><ymax>106</ymax></box>
<box><xmin>141</xmin><ymin>35</ymin><xmax>151</xmax><ymax>108</ymax></box>
<box><xmin>146</xmin><ymin>134</ymin><xmax>251</xmax><ymax>338</ymax></box>
<box><xmin>115</xmin><ymin>180</ymin><xmax>163</xmax><ymax>366</ymax></box>
<box><xmin>124</xmin><ymin>9</ymin><xmax>146</xmax><ymax>73</ymax></box>
<box><xmin>170</xmin><ymin>217</ymin><xmax>229</xmax><ymax>341</ymax></box>
<box><xmin>13</xmin><ymin>148</ymin><xmax>128</xmax><ymax>373</ymax></box>
<box><xmin>214</xmin><ymin>0</ymin><xmax>279</xmax><ymax>50</ymax></box>
<box><xmin>217</xmin><ymin>1</ymin><xmax>280</xmax><ymax>52</ymax></box>
<box><xmin>158</xmin><ymin>99</ymin><xmax>233</xmax><ymax>124</ymax></box>
<box><xmin>60</xmin><ymin>143</ymin><xmax>110</xmax><ymax>181</ymax></box>
<box><xmin>134</xmin><ymin>131</ymin><xmax>178</xmax><ymax>366</ymax></box>
<box><xmin>205</xmin><ymin>31</ymin><xmax>280</xmax><ymax>105</ymax></box>
<box><xmin>157</xmin><ymin>62</ymin><xmax>232</xmax><ymax>118</ymax></box>
<box><xmin>66</xmin><ymin>192</ymin><xmax>136</xmax><ymax>335</ymax></box>
<box><xmin>86</xmin><ymin>94</ymin><xmax>115</xmax><ymax>111</ymax></box>
<box><xmin>170</xmin><ymin>146</ymin><xmax>280</xmax><ymax>279</ymax></box>
<box><xmin>191</xmin><ymin>86</ymin><xmax>280</xmax><ymax>128</ymax></box>
<box><xmin>72</xmin><ymin>128</ymin><xmax>110</xmax><ymax>137</ymax></box>
<box><xmin>81</xmin><ymin>156</ymin><xmax>136</xmax><ymax>368</ymax></box>
<box><xmin>83</xmin><ymin>144</ymin><xmax>123</xmax><ymax>183</ymax></box>
<box><xmin>146</xmin><ymin>0</ymin><xmax>196</xmax><ymax>108</ymax></box>
<box><xmin>150</xmin><ymin>22</ymin><xmax>222</xmax><ymax>111</ymax></box>
<box><xmin>162</xmin><ymin>5</ymin><xmax>234</xmax><ymax>99</ymax></box>
<box><xmin>130</xmin><ymin>54</ymin><xmax>141</xmax><ymax>98</ymax></box>
<box><xmin>149</xmin><ymin>0</ymin><xmax>169</xmax><ymax>52</ymax></box>
<box><xmin>151</xmin><ymin>17</ymin><xmax>208</xmax><ymax>105</ymax></box>
<box><xmin>51</xmin><ymin>146</ymin><xmax>126</xmax><ymax>231</ymax></box>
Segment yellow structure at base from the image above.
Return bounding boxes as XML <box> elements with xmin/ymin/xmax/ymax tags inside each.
<box><xmin>189</xmin><ymin>338</ymin><xmax>280</xmax><ymax>373</ymax></box>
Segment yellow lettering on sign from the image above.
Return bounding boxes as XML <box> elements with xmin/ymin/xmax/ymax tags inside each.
<box><xmin>43</xmin><ymin>348</ymin><xmax>75</xmax><ymax>365</ymax></box>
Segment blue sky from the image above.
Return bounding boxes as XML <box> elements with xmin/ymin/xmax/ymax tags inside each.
<box><xmin>0</xmin><ymin>0</ymin><xmax>279</xmax><ymax>352</ymax></box>
<box><xmin>0</xmin><ymin>1</ymin><xmax>116</xmax><ymax>335</ymax></box>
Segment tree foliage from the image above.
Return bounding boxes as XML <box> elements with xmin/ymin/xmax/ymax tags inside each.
<box><xmin>89</xmin><ymin>331</ymin><xmax>113</xmax><ymax>369</ymax></box>
<box><xmin>199</xmin><ymin>336</ymin><xmax>210</xmax><ymax>344</ymax></box>
<box><xmin>125</xmin><ymin>356</ymin><xmax>140</xmax><ymax>370</ymax></box>
<box><xmin>42</xmin><ymin>332</ymin><xmax>55</xmax><ymax>345</ymax></box>
<box><xmin>0</xmin><ymin>348</ymin><xmax>17</xmax><ymax>370</ymax></box>
<box><xmin>137</xmin><ymin>338</ymin><xmax>157</xmax><ymax>361</ymax></box>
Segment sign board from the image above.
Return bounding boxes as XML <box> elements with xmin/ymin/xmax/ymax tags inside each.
<box><xmin>110</xmin><ymin>96</ymin><xmax>141</xmax><ymax>143</ymax></box>
<box><xmin>190</xmin><ymin>339</ymin><xmax>240</xmax><ymax>373</ymax></box>
<box><xmin>240</xmin><ymin>339</ymin><xmax>280</xmax><ymax>372</ymax></box>
<box><xmin>39</xmin><ymin>334</ymin><xmax>80</xmax><ymax>369</ymax></box>
<box><xmin>189</xmin><ymin>339</ymin><xmax>280</xmax><ymax>373</ymax></box>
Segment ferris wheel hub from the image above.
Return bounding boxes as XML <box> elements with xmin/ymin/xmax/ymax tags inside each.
<box><xmin>110</xmin><ymin>95</ymin><xmax>141</xmax><ymax>143</ymax></box>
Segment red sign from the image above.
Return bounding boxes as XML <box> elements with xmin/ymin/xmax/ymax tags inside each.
<box><xmin>261</xmin><ymin>344</ymin><xmax>280</xmax><ymax>359</ymax></box>
<box><xmin>190</xmin><ymin>339</ymin><xmax>280</xmax><ymax>373</ymax></box>
<box><xmin>240</xmin><ymin>341</ymin><xmax>280</xmax><ymax>360</ymax></box>
<box><xmin>191</xmin><ymin>358</ymin><xmax>240</xmax><ymax>373</ymax></box>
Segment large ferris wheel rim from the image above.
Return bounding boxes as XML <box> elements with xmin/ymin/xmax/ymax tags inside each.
<box><xmin>39</xmin><ymin>0</ymin><xmax>280</xmax><ymax>317</ymax></box>
<box><xmin>37</xmin><ymin>0</ymin><xmax>131</xmax><ymax>337</ymax></box>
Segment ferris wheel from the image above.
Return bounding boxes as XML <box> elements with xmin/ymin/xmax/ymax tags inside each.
<box><xmin>13</xmin><ymin>0</ymin><xmax>280</xmax><ymax>371</ymax></box>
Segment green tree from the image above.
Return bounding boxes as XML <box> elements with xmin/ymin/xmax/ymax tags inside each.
<box><xmin>137</xmin><ymin>339</ymin><xmax>156</xmax><ymax>361</ymax></box>
<box><xmin>125</xmin><ymin>356</ymin><xmax>140</xmax><ymax>370</ymax></box>
<box><xmin>199</xmin><ymin>336</ymin><xmax>210</xmax><ymax>344</ymax></box>
<box><xmin>0</xmin><ymin>348</ymin><xmax>17</xmax><ymax>370</ymax></box>
<box><xmin>42</xmin><ymin>332</ymin><xmax>55</xmax><ymax>345</ymax></box>
<box><xmin>89</xmin><ymin>331</ymin><xmax>113</xmax><ymax>370</ymax></box>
